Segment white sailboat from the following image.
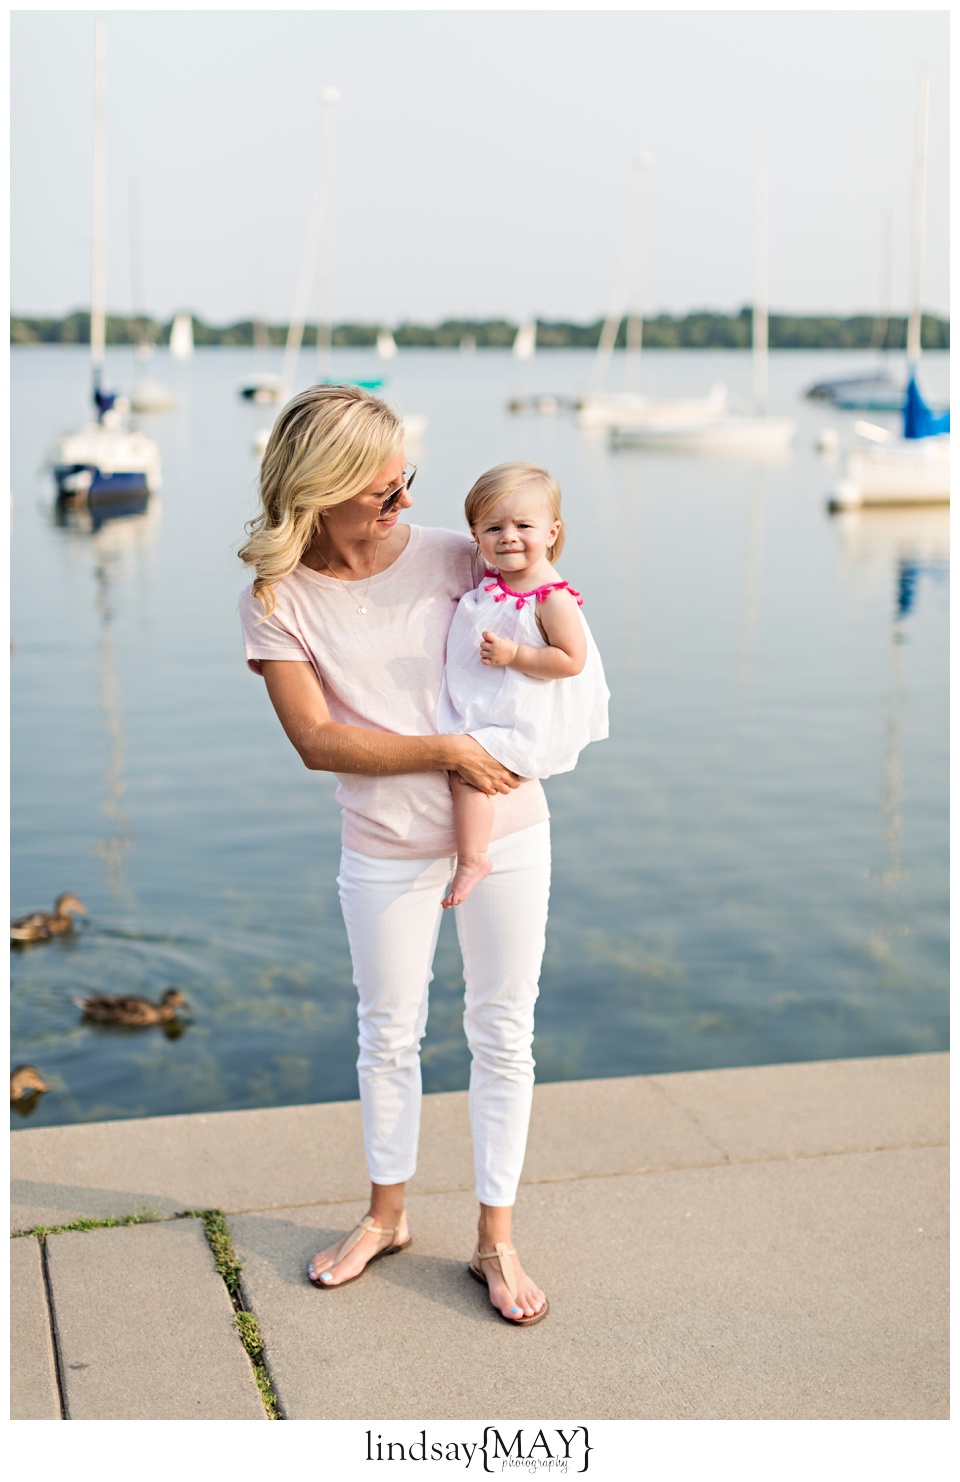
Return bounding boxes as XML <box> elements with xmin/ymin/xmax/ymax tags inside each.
<box><xmin>239</xmin><ymin>233</ymin><xmax>283</xmax><ymax>403</ymax></box>
<box><xmin>169</xmin><ymin>312</ymin><xmax>194</xmax><ymax>360</ymax></box>
<box><xmin>610</xmin><ymin>144</ymin><xmax>795</xmax><ymax>454</ymax></box>
<box><xmin>52</xmin><ymin>22</ymin><xmax>161</xmax><ymax>510</ymax></box>
<box><xmin>276</xmin><ymin>88</ymin><xmax>380</xmax><ymax>400</ymax></box>
<box><xmin>128</xmin><ymin>176</ymin><xmax>175</xmax><ymax>411</ymax></box>
<box><xmin>377</xmin><ymin>329</ymin><xmax>398</xmax><ymax>359</ymax></box>
<box><xmin>578</xmin><ymin>155</ymin><xmax>728</xmax><ymax>431</ymax></box>
<box><xmin>512</xmin><ymin>320</ymin><xmax>537</xmax><ymax>361</ymax></box>
<box><xmin>829</xmin><ymin>75</ymin><xmax>949</xmax><ymax>510</ymax></box>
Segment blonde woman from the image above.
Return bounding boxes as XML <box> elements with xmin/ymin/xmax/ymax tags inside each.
<box><xmin>238</xmin><ymin>384</ymin><xmax>550</xmax><ymax>1324</ymax></box>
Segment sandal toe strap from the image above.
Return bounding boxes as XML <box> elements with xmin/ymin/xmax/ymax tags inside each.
<box><xmin>476</xmin><ymin>1242</ymin><xmax>518</xmax><ymax>1302</ymax></box>
<box><xmin>335</xmin><ymin>1214</ymin><xmax>399</xmax><ymax>1263</ymax></box>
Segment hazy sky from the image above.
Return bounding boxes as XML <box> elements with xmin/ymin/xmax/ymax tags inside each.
<box><xmin>10</xmin><ymin>7</ymin><xmax>950</xmax><ymax>326</ymax></box>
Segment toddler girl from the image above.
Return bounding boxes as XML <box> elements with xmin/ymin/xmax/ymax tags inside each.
<box><xmin>438</xmin><ymin>461</ymin><xmax>609</xmax><ymax>908</ymax></box>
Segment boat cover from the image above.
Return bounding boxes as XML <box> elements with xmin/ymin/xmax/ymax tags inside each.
<box><xmin>904</xmin><ymin>374</ymin><xmax>950</xmax><ymax>439</ymax></box>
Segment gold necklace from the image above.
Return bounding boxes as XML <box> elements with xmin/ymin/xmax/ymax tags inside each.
<box><xmin>315</xmin><ymin>539</ymin><xmax>381</xmax><ymax>615</ymax></box>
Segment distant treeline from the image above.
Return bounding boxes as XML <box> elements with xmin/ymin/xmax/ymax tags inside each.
<box><xmin>10</xmin><ymin>308</ymin><xmax>950</xmax><ymax>351</ymax></box>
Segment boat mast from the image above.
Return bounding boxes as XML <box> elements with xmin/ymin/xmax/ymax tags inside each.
<box><xmin>90</xmin><ymin>20</ymin><xmax>107</xmax><ymax>401</ymax></box>
<box><xmin>253</xmin><ymin>226</ymin><xmax>269</xmax><ymax>359</ymax></box>
<box><xmin>280</xmin><ymin>88</ymin><xmax>340</xmax><ymax>397</ymax></box>
<box><xmin>315</xmin><ymin>86</ymin><xmax>341</xmax><ymax>382</ymax></box>
<box><xmin>625</xmin><ymin>153</ymin><xmax>654</xmax><ymax>395</ymax></box>
<box><xmin>906</xmin><ymin>73</ymin><xmax>930</xmax><ymax>366</ymax></box>
<box><xmin>752</xmin><ymin>139</ymin><xmax>769</xmax><ymax>415</ymax></box>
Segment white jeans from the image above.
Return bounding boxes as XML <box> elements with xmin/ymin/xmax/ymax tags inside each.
<box><xmin>337</xmin><ymin>820</ymin><xmax>551</xmax><ymax>1206</ymax></box>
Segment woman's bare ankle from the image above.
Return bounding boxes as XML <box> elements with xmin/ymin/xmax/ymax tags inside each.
<box><xmin>368</xmin><ymin>1181</ymin><xmax>407</xmax><ymax>1232</ymax></box>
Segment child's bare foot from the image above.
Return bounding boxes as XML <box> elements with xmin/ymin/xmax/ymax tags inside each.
<box><xmin>441</xmin><ymin>855</ymin><xmax>493</xmax><ymax>909</ymax></box>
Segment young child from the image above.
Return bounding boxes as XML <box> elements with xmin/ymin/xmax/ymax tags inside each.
<box><xmin>437</xmin><ymin>461</ymin><xmax>609</xmax><ymax>909</ymax></box>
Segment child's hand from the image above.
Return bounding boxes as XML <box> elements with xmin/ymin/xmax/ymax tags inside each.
<box><xmin>480</xmin><ymin>630</ymin><xmax>519</xmax><ymax>667</ymax></box>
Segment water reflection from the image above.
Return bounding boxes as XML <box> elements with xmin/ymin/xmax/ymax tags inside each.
<box><xmin>54</xmin><ymin>502</ymin><xmax>162</xmax><ymax>908</ymax></box>
<box><xmin>833</xmin><ymin>506</ymin><xmax>949</xmax><ymax>968</ymax></box>
<box><xmin>737</xmin><ymin>465</ymin><xmax>767</xmax><ymax>706</ymax></box>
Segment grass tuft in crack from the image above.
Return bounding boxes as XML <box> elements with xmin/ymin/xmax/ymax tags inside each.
<box><xmin>14</xmin><ymin>1208</ymin><xmax>161</xmax><ymax>1242</ymax></box>
<box><xmin>180</xmin><ymin>1208</ymin><xmax>244</xmax><ymax>1294</ymax></box>
<box><xmin>235</xmin><ymin>1312</ymin><xmax>281</xmax><ymax>1419</ymax></box>
<box><xmin>180</xmin><ymin>1208</ymin><xmax>282</xmax><ymax>1419</ymax></box>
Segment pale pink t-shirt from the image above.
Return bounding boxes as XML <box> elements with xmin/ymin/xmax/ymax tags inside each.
<box><xmin>238</xmin><ymin>524</ymin><xmax>549</xmax><ymax>859</ymax></box>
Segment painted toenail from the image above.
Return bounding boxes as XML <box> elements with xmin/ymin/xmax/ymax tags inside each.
<box><xmin>510</xmin><ymin>1306</ymin><xmax>521</xmax><ymax>1314</ymax></box>
<box><xmin>320</xmin><ymin>1271</ymin><xmax>332</xmax><ymax>1282</ymax></box>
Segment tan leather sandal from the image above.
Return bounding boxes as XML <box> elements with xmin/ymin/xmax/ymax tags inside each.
<box><xmin>468</xmin><ymin>1241</ymin><xmax>550</xmax><ymax>1326</ymax></box>
<box><xmin>307</xmin><ymin>1214</ymin><xmax>411</xmax><ymax>1288</ymax></box>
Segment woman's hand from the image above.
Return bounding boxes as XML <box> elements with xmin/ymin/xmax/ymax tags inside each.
<box><xmin>451</xmin><ymin>735</ymin><xmax>521</xmax><ymax>795</ymax></box>
<box><xmin>480</xmin><ymin>630</ymin><xmax>519</xmax><ymax>667</ymax></box>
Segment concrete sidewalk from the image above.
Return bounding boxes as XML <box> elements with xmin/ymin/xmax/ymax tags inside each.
<box><xmin>10</xmin><ymin>1052</ymin><xmax>948</xmax><ymax>1420</ymax></box>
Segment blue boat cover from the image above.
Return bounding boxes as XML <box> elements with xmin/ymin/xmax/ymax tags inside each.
<box><xmin>94</xmin><ymin>384</ymin><xmax>119</xmax><ymax>419</ymax></box>
<box><xmin>903</xmin><ymin>373</ymin><xmax>950</xmax><ymax>439</ymax></box>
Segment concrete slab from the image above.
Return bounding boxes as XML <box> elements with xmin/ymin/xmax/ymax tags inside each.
<box><xmin>649</xmin><ymin>1052</ymin><xmax>949</xmax><ymax>1162</ymax></box>
<box><xmin>45</xmin><ymin>1218</ymin><xmax>266</xmax><ymax>1419</ymax></box>
<box><xmin>12</xmin><ymin>1056</ymin><xmax>860</xmax><ymax>1234</ymax></box>
<box><xmin>10</xmin><ymin>1235</ymin><xmax>61</xmax><ymax>1420</ymax></box>
<box><xmin>10</xmin><ymin>1101</ymin><xmax>370</xmax><ymax>1231</ymax></box>
<box><xmin>6</xmin><ymin>1076</ymin><xmax>723</xmax><ymax>1232</ymax></box>
<box><xmin>230</xmin><ymin>1145</ymin><xmax>948</xmax><ymax>1420</ymax></box>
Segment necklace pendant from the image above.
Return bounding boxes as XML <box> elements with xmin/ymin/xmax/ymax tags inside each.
<box><xmin>357</xmin><ymin>605</ymin><xmax>367</xmax><ymax>615</ymax></box>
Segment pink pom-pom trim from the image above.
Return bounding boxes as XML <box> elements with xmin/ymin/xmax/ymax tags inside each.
<box><xmin>482</xmin><ymin>569</ymin><xmax>585</xmax><ymax>606</ymax></box>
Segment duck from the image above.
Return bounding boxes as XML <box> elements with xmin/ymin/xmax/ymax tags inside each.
<box><xmin>11</xmin><ymin>893</ymin><xmax>87</xmax><ymax>945</ymax></box>
<box><xmin>10</xmin><ymin>1065</ymin><xmax>52</xmax><ymax>1102</ymax></box>
<box><xmin>74</xmin><ymin>987</ymin><xmax>191</xmax><ymax>1026</ymax></box>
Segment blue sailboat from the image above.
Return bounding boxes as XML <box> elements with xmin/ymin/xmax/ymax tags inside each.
<box><xmin>903</xmin><ymin>372</ymin><xmax>950</xmax><ymax>439</ymax></box>
<box><xmin>51</xmin><ymin>22</ymin><xmax>161</xmax><ymax>514</ymax></box>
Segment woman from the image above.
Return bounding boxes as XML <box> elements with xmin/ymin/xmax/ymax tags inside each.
<box><xmin>238</xmin><ymin>383</ymin><xmax>550</xmax><ymax>1324</ymax></box>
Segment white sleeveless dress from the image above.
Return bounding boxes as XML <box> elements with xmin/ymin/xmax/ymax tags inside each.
<box><xmin>436</xmin><ymin>569</ymin><xmax>610</xmax><ymax>779</ymax></box>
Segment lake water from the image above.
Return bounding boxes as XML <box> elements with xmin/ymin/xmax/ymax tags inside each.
<box><xmin>10</xmin><ymin>346</ymin><xmax>949</xmax><ymax>1129</ymax></box>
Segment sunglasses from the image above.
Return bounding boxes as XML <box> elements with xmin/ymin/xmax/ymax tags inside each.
<box><xmin>376</xmin><ymin>464</ymin><xmax>417</xmax><ymax>516</ymax></box>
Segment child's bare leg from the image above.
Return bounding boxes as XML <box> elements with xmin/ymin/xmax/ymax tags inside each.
<box><xmin>442</xmin><ymin>773</ymin><xmax>494</xmax><ymax>909</ymax></box>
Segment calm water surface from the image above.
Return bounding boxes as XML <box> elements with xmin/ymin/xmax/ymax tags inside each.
<box><xmin>10</xmin><ymin>346</ymin><xmax>949</xmax><ymax>1128</ymax></box>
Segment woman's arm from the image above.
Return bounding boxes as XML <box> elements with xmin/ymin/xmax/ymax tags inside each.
<box><xmin>479</xmin><ymin>588</ymin><xmax>587</xmax><ymax>679</ymax></box>
<box><xmin>259</xmin><ymin>660</ymin><xmax>521</xmax><ymax>795</ymax></box>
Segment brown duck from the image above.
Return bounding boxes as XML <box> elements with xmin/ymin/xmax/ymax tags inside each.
<box><xmin>75</xmin><ymin>988</ymin><xmax>191</xmax><ymax>1026</ymax></box>
<box><xmin>10</xmin><ymin>1065</ymin><xmax>52</xmax><ymax>1102</ymax></box>
<box><xmin>11</xmin><ymin>893</ymin><xmax>87</xmax><ymax>945</ymax></box>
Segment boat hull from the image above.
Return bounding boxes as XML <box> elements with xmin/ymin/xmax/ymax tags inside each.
<box><xmin>578</xmin><ymin>384</ymin><xmax>727</xmax><ymax>429</ymax></box>
<box><xmin>51</xmin><ymin>420</ymin><xmax>162</xmax><ymax>504</ymax></box>
<box><xmin>829</xmin><ymin>438</ymin><xmax>950</xmax><ymax>509</ymax></box>
<box><xmin>610</xmin><ymin>415</ymin><xmax>796</xmax><ymax>453</ymax></box>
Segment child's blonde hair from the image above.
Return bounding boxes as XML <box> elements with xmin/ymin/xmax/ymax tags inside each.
<box><xmin>464</xmin><ymin>462</ymin><xmax>566</xmax><ymax>562</ymax></box>
<box><xmin>239</xmin><ymin>382</ymin><xmax>404</xmax><ymax>616</ymax></box>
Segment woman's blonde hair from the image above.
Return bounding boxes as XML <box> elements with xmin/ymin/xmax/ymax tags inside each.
<box><xmin>239</xmin><ymin>382</ymin><xmax>404</xmax><ymax>615</ymax></box>
<box><xmin>464</xmin><ymin>462</ymin><xmax>565</xmax><ymax>562</ymax></box>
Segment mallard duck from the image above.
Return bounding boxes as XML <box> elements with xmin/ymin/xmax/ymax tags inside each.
<box><xmin>74</xmin><ymin>987</ymin><xmax>191</xmax><ymax>1026</ymax></box>
<box><xmin>11</xmin><ymin>893</ymin><xmax>87</xmax><ymax>945</ymax></box>
<box><xmin>10</xmin><ymin>1064</ymin><xmax>52</xmax><ymax>1102</ymax></box>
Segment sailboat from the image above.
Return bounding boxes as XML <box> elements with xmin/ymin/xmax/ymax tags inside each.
<box><xmin>169</xmin><ymin>312</ymin><xmax>194</xmax><ymax>360</ymax></box>
<box><xmin>275</xmin><ymin>88</ymin><xmax>381</xmax><ymax>404</ymax></box>
<box><xmin>829</xmin><ymin>76</ymin><xmax>949</xmax><ymax>509</ymax></box>
<box><xmin>578</xmin><ymin>155</ymin><xmax>727</xmax><ymax>430</ymax></box>
<box><xmin>610</xmin><ymin>145</ymin><xmax>795</xmax><ymax>454</ymax></box>
<box><xmin>512</xmin><ymin>320</ymin><xmax>537</xmax><ymax>361</ymax></box>
<box><xmin>377</xmin><ymin>329</ymin><xmax>398</xmax><ymax>359</ymax></box>
<box><xmin>239</xmin><ymin>309</ymin><xmax>283</xmax><ymax>404</ymax></box>
<box><xmin>51</xmin><ymin>22</ymin><xmax>161</xmax><ymax>510</ymax></box>
<box><xmin>239</xmin><ymin>234</ymin><xmax>283</xmax><ymax>403</ymax></box>
<box><xmin>805</xmin><ymin>213</ymin><xmax>903</xmax><ymax>409</ymax></box>
<box><xmin>127</xmin><ymin>176</ymin><xmax>176</xmax><ymax>412</ymax></box>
